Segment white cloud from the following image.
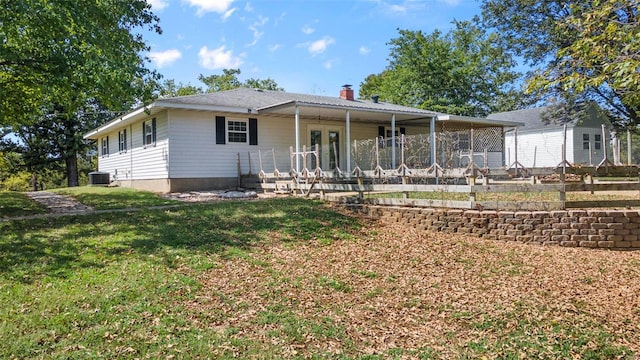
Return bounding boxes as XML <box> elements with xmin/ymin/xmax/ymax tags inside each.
<box><xmin>244</xmin><ymin>2</ymin><xmax>253</xmax><ymax>12</ymax></box>
<box><xmin>323</xmin><ymin>60</ymin><xmax>334</xmax><ymax>69</ymax></box>
<box><xmin>268</xmin><ymin>44</ymin><xmax>281</xmax><ymax>52</ymax></box>
<box><xmin>439</xmin><ymin>0</ymin><xmax>461</xmax><ymax>5</ymax></box>
<box><xmin>185</xmin><ymin>0</ymin><xmax>236</xmax><ymax>17</ymax></box>
<box><xmin>222</xmin><ymin>7</ymin><xmax>236</xmax><ymax>20</ymax></box>
<box><xmin>198</xmin><ymin>45</ymin><xmax>244</xmax><ymax>69</ymax></box>
<box><xmin>359</xmin><ymin>46</ymin><xmax>371</xmax><ymax>55</ymax></box>
<box><xmin>389</xmin><ymin>4</ymin><xmax>407</xmax><ymax>13</ymax></box>
<box><xmin>149</xmin><ymin>49</ymin><xmax>182</xmax><ymax>68</ymax></box>
<box><xmin>372</xmin><ymin>0</ymin><xmax>432</xmax><ymax>15</ymax></box>
<box><xmin>148</xmin><ymin>0</ymin><xmax>169</xmax><ymax>10</ymax></box>
<box><xmin>301</xmin><ymin>24</ymin><xmax>315</xmax><ymax>35</ymax></box>
<box><xmin>247</xmin><ymin>15</ymin><xmax>268</xmax><ymax>47</ymax></box>
<box><xmin>308</xmin><ymin>36</ymin><xmax>335</xmax><ymax>56</ymax></box>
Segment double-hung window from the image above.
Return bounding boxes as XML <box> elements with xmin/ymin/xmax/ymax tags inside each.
<box><xmin>143</xmin><ymin>118</ymin><xmax>156</xmax><ymax>147</ymax></box>
<box><xmin>101</xmin><ymin>136</ymin><xmax>109</xmax><ymax>157</ymax></box>
<box><xmin>227</xmin><ymin>120</ymin><xmax>248</xmax><ymax>143</ymax></box>
<box><xmin>583</xmin><ymin>134</ymin><xmax>590</xmax><ymax>150</ymax></box>
<box><xmin>594</xmin><ymin>134</ymin><xmax>602</xmax><ymax>150</ymax></box>
<box><xmin>118</xmin><ymin>129</ymin><xmax>127</xmax><ymax>153</ymax></box>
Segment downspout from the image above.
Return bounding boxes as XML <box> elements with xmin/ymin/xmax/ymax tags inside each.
<box><xmin>295</xmin><ymin>103</ymin><xmax>300</xmax><ymax>172</ymax></box>
<box><xmin>129</xmin><ymin>124</ymin><xmax>133</xmax><ymax>181</ymax></box>
<box><xmin>345</xmin><ymin>110</ymin><xmax>351</xmax><ymax>175</ymax></box>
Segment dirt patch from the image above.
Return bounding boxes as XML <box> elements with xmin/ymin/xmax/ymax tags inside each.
<box><xmin>161</xmin><ymin>190</ymin><xmax>262</xmax><ymax>202</ymax></box>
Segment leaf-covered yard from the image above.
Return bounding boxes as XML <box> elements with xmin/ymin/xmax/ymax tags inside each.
<box><xmin>186</xmin><ymin>211</ymin><xmax>640</xmax><ymax>358</ymax></box>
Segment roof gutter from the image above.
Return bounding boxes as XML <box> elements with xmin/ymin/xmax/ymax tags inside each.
<box><xmin>83</xmin><ymin>104</ymin><xmax>156</xmax><ymax>139</ymax></box>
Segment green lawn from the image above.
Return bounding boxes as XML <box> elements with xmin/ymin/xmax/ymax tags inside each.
<box><xmin>1</xmin><ymin>190</ymin><xmax>639</xmax><ymax>358</ymax></box>
<box><xmin>0</xmin><ymin>191</ymin><xmax>46</xmax><ymax>218</ymax></box>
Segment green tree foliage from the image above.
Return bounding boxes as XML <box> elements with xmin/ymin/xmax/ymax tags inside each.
<box><xmin>358</xmin><ymin>21</ymin><xmax>525</xmax><ymax>117</ymax></box>
<box><xmin>1</xmin><ymin>0</ymin><xmax>162</xmax><ymax>187</ymax></box>
<box><xmin>1</xmin><ymin>100</ymin><xmax>110</xmax><ymax>188</ymax></box>
<box><xmin>481</xmin><ymin>0</ymin><xmax>639</xmax><ymax>128</ymax></box>
<box><xmin>0</xmin><ymin>0</ymin><xmax>162</xmax><ymax>127</ymax></box>
<box><xmin>243</xmin><ymin>77</ymin><xmax>284</xmax><ymax>91</ymax></box>
<box><xmin>198</xmin><ymin>69</ymin><xmax>284</xmax><ymax>93</ymax></box>
<box><xmin>158</xmin><ymin>79</ymin><xmax>204</xmax><ymax>98</ymax></box>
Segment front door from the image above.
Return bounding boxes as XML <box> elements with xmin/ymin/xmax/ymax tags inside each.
<box><xmin>308</xmin><ymin>126</ymin><xmax>343</xmax><ymax>171</ymax></box>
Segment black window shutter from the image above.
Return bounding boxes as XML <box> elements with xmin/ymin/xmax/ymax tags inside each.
<box><xmin>152</xmin><ymin>118</ymin><xmax>157</xmax><ymax>143</ymax></box>
<box><xmin>400</xmin><ymin>127</ymin><xmax>406</xmax><ymax>135</ymax></box>
<box><xmin>249</xmin><ymin>118</ymin><xmax>258</xmax><ymax>145</ymax></box>
<box><xmin>216</xmin><ymin>116</ymin><xmax>226</xmax><ymax>144</ymax></box>
<box><xmin>106</xmin><ymin>136</ymin><xmax>109</xmax><ymax>154</ymax></box>
<box><xmin>142</xmin><ymin>122</ymin><xmax>145</xmax><ymax>145</ymax></box>
<box><xmin>378</xmin><ymin>126</ymin><xmax>385</xmax><ymax>138</ymax></box>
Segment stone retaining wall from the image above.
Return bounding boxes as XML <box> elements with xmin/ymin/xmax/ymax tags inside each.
<box><xmin>347</xmin><ymin>205</ymin><xmax>640</xmax><ymax>250</ymax></box>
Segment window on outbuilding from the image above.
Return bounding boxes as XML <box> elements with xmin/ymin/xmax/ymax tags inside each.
<box><xmin>583</xmin><ymin>134</ymin><xmax>590</xmax><ymax>150</ymax></box>
<box><xmin>594</xmin><ymin>134</ymin><xmax>602</xmax><ymax>150</ymax></box>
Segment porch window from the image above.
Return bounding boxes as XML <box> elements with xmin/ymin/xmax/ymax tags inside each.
<box><xmin>118</xmin><ymin>129</ymin><xmax>127</xmax><ymax>153</ymax></box>
<box><xmin>594</xmin><ymin>134</ymin><xmax>601</xmax><ymax>150</ymax></box>
<box><xmin>228</xmin><ymin>120</ymin><xmax>248</xmax><ymax>143</ymax></box>
<box><xmin>457</xmin><ymin>133</ymin><xmax>470</xmax><ymax>151</ymax></box>
<box><xmin>101</xmin><ymin>136</ymin><xmax>109</xmax><ymax>157</ymax></box>
<box><xmin>583</xmin><ymin>134</ymin><xmax>590</xmax><ymax>150</ymax></box>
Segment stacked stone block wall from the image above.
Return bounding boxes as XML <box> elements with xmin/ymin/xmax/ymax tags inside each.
<box><xmin>349</xmin><ymin>205</ymin><xmax>640</xmax><ymax>250</ymax></box>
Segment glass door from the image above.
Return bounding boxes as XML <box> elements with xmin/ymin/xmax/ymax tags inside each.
<box><xmin>310</xmin><ymin>129</ymin><xmax>322</xmax><ymax>169</ymax></box>
<box><xmin>308</xmin><ymin>126</ymin><xmax>343</xmax><ymax>171</ymax></box>
<box><xmin>328</xmin><ymin>130</ymin><xmax>339</xmax><ymax>170</ymax></box>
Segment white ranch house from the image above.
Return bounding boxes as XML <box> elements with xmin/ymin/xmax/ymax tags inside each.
<box><xmin>84</xmin><ymin>86</ymin><xmax>521</xmax><ymax>192</ymax></box>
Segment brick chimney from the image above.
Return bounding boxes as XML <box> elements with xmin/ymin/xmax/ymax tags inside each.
<box><xmin>340</xmin><ymin>84</ymin><xmax>354</xmax><ymax>101</ymax></box>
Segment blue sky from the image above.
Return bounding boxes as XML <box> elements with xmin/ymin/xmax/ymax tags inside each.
<box><xmin>145</xmin><ymin>0</ymin><xmax>481</xmax><ymax>96</ymax></box>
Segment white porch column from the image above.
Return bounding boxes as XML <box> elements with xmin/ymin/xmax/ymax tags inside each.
<box><xmin>391</xmin><ymin>114</ymin><xmax>396</xmax><ymax>168</ymax></box>
<box><xmin>430</xmin><ymin>115</ymin><xmax>436</xmax><ymax>166</ymax></box>
<box><xmin>295</xmin><ymin>104</ymin><xmax>300</xmax><ymax>172</ymax></box>
<box><xmin>345</xmin><ymin>110</ymin><xmax>351</xmax><ymax>175</ymax></box>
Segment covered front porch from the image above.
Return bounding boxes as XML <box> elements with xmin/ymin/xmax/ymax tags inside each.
<box><xmin>241</xmin><ymin>99</ymin><xmax>522</xmax><ymax>186</ymax></box>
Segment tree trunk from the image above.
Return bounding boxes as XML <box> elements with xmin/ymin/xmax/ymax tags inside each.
<box><xmin>31</xmin><ymin>172</ymin><xmax>39</xmax><ymax>191</ymax></box>
<box><xmin>66</xmin><ymin>152</ymin><xmax>79</xmax><ymax>187</ymax></box>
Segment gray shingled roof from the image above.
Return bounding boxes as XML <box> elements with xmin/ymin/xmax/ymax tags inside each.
<box><xmin>157</xmin><ymin>87</ymin><xmax>436</xmax><ymax>115</ymax></box>
<box><xmin>488</xmin><ymin>106</ymin><xmax>579</xmax><ymax>132</ymax></box>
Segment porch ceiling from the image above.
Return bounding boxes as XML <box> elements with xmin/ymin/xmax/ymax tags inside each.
<box><xmin>257</xmin><ymin>102</ymin><xmax>435</xmax><ymax>125</ymax></box>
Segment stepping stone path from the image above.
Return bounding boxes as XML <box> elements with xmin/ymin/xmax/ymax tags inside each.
<box><xmin>26</xmin><ymin>192</ymin><xmax>94</xmax><ymax>214</ymax></box>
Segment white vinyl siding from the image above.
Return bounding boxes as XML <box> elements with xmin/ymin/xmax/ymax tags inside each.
<box><xmin>97</xmin><ymin>112</ymin><xmax>169</xmax><ymax>181</ymax></box>
<box><xmin>504</xmin><ymin>128</ymin><xmax>570</xmax><ymax>168</ymax></box>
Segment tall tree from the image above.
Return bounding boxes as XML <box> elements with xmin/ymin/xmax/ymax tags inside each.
<box><xmin>1</xmin><ymin>0</ymin><xmax>162</xmax><ymax>186</ymax></box>
<box><xmin>1</xmin><ymin>100</ymin><xmax>113</xmax><ymax>187</ymax></box>
<box><xmin>158</xmin><ymin>79</ymin><xmax>203</xmax><ymax>98</ymax></box>
<box><xmin>0</xmin><ymin>0</ymin><xmax>161</xmax><ymax>126</ymax></box>
<box><xmin>198</xmin><ymin>69</ymin><xmax>284</xmax><ymax>93</ymax></box>
<box><xmin>481</xmin><ymin>0</ymin><xmax>639</xmax><ymax>128</ymax></box>
<box><xmin>358</xmin><ymin>21</ymin><xmax>526</xmax><ymax>117</ymax></box>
